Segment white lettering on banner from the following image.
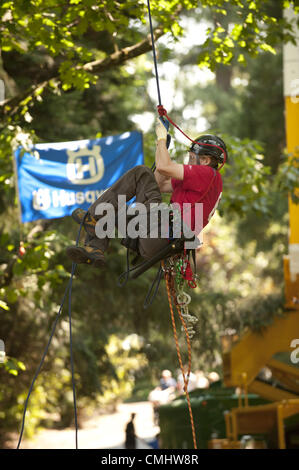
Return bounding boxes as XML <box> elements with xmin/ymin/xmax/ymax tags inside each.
<box><xmin>85</xmin><ymin>190</ymin><xmax>97</xmax><ymax>204</ymax></box>
<box><xmin>66</xmin><ymin>144</ymin><xmax>104</xmax><ymax>184</ymax></box>
<box><xmin>52</xmin><ymin>189</ymin><xmax>68</xmax><ymax>208</ymax></box>
<box><xmin>32</xmin><ymin>189</ymin><xmax>103</xmax><ymax>211</ymax></box>
<box><xmin>75</xmin><ymin>192</ymin><xmax>85</xmax><ymax>204</ymax></box>
<box><xmin>32</xmin><ymin>189</ymin><xmax>51</xmax><ymax>211</ymax></box>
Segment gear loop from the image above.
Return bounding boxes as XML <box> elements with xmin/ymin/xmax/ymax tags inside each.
<box><xmin>176</xmin><ymin>292</ymin><xmax>191</xmax><ymax>306</ymax></box>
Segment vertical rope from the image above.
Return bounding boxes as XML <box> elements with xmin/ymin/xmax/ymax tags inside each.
<box><xmin>171</xmin><ymin>283</ymin><xmax>193</xmax><ymax>390</ymax></box>
<box><xmin>16</xmin><ymin>216</ymin><xmax>85</xmax><ymax>449</ymax></box>
<box><xmin>16</xmin><ymin>278</ymin><xmax>71</xmax><ymax>449</ymax></box>
<box><xmin>162</xmin><ymin>262</ymin><xmax>197</xmax><ymax>449</ymax></box>
<box><xmin>68</xmin><ymin>262</ymin><xmax>78</xmax><ymax>449</ymax></box>
<box><xmin>147</xmin><ymin>0</ymin><xmax>162</xmax><ymax>106</ymax></box>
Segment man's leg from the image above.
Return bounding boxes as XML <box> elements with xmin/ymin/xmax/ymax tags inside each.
<box><xmin>137</xmin><ymin>203</ymin><xmax>172</xmax><ymax>259</ymax></box>
<box><xmin>138</xmin><ymin>236</ymin><xmax>169</xmax><ymax>260</ymax></box>
<box><xmin>66</xmin><ymin>165</ymin><xmax>163</xmax><ymax>264</ymax></box>
<box><xmin>86</xmin><ymin>165</ymin><xmax>162</xmax><ymax>250</ymax></box>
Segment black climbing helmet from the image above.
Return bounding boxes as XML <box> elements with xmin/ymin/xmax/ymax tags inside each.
<box><xmin>189</xmin><ymin>134</ymin><xmax>228</xmax><ymax>164</ymax></box>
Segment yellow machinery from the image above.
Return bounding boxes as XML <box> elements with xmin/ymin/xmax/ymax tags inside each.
<box><xmin>210</xmin><ymin>5</ymin><xmax>299</xmax><ymax>449</ymax></box>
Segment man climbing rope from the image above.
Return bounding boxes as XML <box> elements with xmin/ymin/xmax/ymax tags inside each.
<box><xmin>66</xmin><ymin>119</ymin><xmax>226</xmax><ymax>267</ymax></box>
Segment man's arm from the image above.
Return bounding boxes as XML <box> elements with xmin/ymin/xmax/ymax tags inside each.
<box><xmin>155</xmin><ymin>119</ymin><xmax>184</xmax><ymax>180</ymax></box>
<box><xmin>154</xmin><ymin>169</ymin><xmax>173</xmax><ymax>193</ymax></box>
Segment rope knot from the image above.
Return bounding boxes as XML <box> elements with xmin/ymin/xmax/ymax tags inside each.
<box><xmin>157</xmin><ymin>104</ymin><xmax>167</xmax><ymax>116</ymax></box>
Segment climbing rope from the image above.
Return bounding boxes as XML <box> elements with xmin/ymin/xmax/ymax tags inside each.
<box><xmin>157</xmin><ymin>105</ymin><xmax>227</xmax><ymax>170</ymax></box>
<box><xmin>146</xmin><ymin>0</ymin><xmax>227</xmax><ymax>169</ymax></box>
<box><xmin>147</xmin><ymin>0</ymin><xmax>162</xmax><ymax>107</ymax></box>
<box><xmin>16</xmin><ymin>217</ymin><xmax>85</xmax><ymax>449</ymax></box>
<box><xmin>146</xmin><ymin>0</ymin><xmax>201</xmax><ymax>448</ymax></box>
<box><xmin>162</xmin><ymin>259</ymin><xmax>198</xmax><ymax>449</ymax></box>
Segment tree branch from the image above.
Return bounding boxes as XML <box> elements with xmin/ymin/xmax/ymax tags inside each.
<box><xmin>82</xmin><ymin>27</ymin><xmax>164</xmax><ymax>73</ymax></box>
<box><xmin>0</xmin><ymin>26</ymin><xmax>165</xmax><ymax>121</ymax></box>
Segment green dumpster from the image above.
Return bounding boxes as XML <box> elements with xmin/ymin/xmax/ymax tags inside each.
<box><xmin>158</xmin><ymin>384</ymin><xmax>269</xmax><ymax>449</ymax></box>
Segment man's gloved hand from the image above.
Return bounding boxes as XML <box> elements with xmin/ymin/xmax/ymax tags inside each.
<box><xmin>155</xmin><ymin>118</ymin><xmax>167</xmax><ymax>141</ymax></box>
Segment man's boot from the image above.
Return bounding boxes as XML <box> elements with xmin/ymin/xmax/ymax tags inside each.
<box><xmin>71</xmin><ymin>208</ymin><xmax>97</xmax><ymax>235</ymax></box>
<box><xmin>66</xmin><ymin>245</ymin><xmax>106</xmax><ymax>268</ymax></box>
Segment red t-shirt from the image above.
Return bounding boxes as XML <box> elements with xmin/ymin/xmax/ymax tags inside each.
<box><xmin>171</xmin><ymin>165</ymin><xmax>222</xmax><ymax>234</ymax></box>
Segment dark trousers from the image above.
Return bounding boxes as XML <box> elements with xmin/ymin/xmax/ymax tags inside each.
<box><xmin>84</xmin><ymin>165</ymin><xmax>170</xmax><ymax>259</ymax></box>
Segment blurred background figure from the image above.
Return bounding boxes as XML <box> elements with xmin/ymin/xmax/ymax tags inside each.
<box><xmin>160</xmin><ymin>369</ymin><xmax>177</xmax><ymax>391</ymax></box>
<box><xmin>208</xmin><ymin>371</ymin><xmax>220</xmax><ymax>385</ymax></box>
<box><xmin>125</xmin><ymin>412</ymin><xmax>136</xmax><ymax>449</ymax></box>
<box><xmin>148</xmin><ymin>386</ymin><xmax>163</xmax><ymax>426</ymax></box>
<box><xmin>177</xmin><ymin>365</ymin><xmax>197</xmax><ymax>395</ymax></box>
<box><xmin>195</xmin><ymin>370</ymin><xmax>210</xmax><ymax>389</ymax></box>
<box><xmin>148</xmin><ymin>371</ymin><xmax>177</xmax><ymax>426</ymax></box>
<box><xmin>147</xmin><ymin>433</ymin><xmax>160</xmax><ymax>450</ymax></box>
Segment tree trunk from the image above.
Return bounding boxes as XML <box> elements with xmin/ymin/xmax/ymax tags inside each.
<box><xmin>215</xmin><ymin>64</ymin><xmax>232</xmax><ymax>93</ymax></box>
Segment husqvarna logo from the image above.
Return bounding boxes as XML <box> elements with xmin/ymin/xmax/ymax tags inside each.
<box><xmin>66</xmin><ymin>145</ymin><xmax>104</xmax><ymax>184</ymax></box>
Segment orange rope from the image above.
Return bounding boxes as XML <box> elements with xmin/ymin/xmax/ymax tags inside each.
<box><xmin>162</xmin><ymin>262</ymin><xmax>197</xmax><ymax>449</ymax></box>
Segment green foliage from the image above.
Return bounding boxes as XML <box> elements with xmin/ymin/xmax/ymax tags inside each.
<box><xmin>169</xmin><ymin>131</ymin><xmax>297</xmax><ymax>220</ymax></box>
<box><xmin>235</xmin><ymin>292</ymin><xmax>286</xmax><ymax>333</ymax></box>
<box><xmin>197</xmin><ymin>0</ymin><xmax>299</xmax><ymax>69</ymax></box>
<box><xmin>0</xmin><ymin>0</ymin><xmax>197</xmax><ymax>73</ymax></box>
<box><xmin>1</xmin><ymin>0</ymin><xmax>298</xmax><ymax>126</ymax></box>
<box><xmin>274</xmin><ymin>154</ymin><xmax>299</xmax><ymax>204</ymax></box>
<box><xmin>213</xmin><ymin>136</ymin><xmax>272</xmax><ymax>218</ymax></box>
<box><xmin>187</xmin><ymin>213</ymin><xmax>288</xmax><ymax>371</ymax></box>
<box><xmin>177</xmin><ymin>45</ymin><xmax>285</xmax><ymax>173</ymax></box>
<box><xmin>1</xmin><ymin>357</ymin><xmax>26</xmax><ymax>376</ymax></box>
<box><xmin>97</xmin><ymin>334</ymin><xmax>148</xmax><ymax>407</ymax></box>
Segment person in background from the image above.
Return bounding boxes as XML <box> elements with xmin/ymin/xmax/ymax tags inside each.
<box><xmin>147</xmin><ymin>433</ymin><xmax>160</xmax><ymax>450</ymax></box>
<box><xmin>125</xmin><ymin>413</ymin><xmax>136</xmax><ymax>449</ymax></box>
<box><xmin>159</xmin><ymin>369</ymin><xmax>177</xmax><ymax>391</ymax></box>
<box><xmin>195</xmin><ymin>370</ymin><xmax>210</xmax><ymax>389</ymax></box>
<box><xmin>148</xmin><ymin>372</ymin><xmax>177</xmax><ymax>426</ymax></box>
<box><xmin>208</xmin><ymin>371</ymin><xmax>220</xmax><ymax>385</ymax></box>
<box><xmin>148</xmin><ymin>386</ymin><xmax>163</xmax><ymax>426</ymax></box>
<box><xmin>177</xmin><ymin>365</ymin><xmax>197</xmax><ymax>395</ymax></box>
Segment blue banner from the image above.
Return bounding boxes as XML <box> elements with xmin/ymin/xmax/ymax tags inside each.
<box><xmin>14</xmin><ymin>131</ymin><xmax>143</xmax><ymax>223</ymax></box>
